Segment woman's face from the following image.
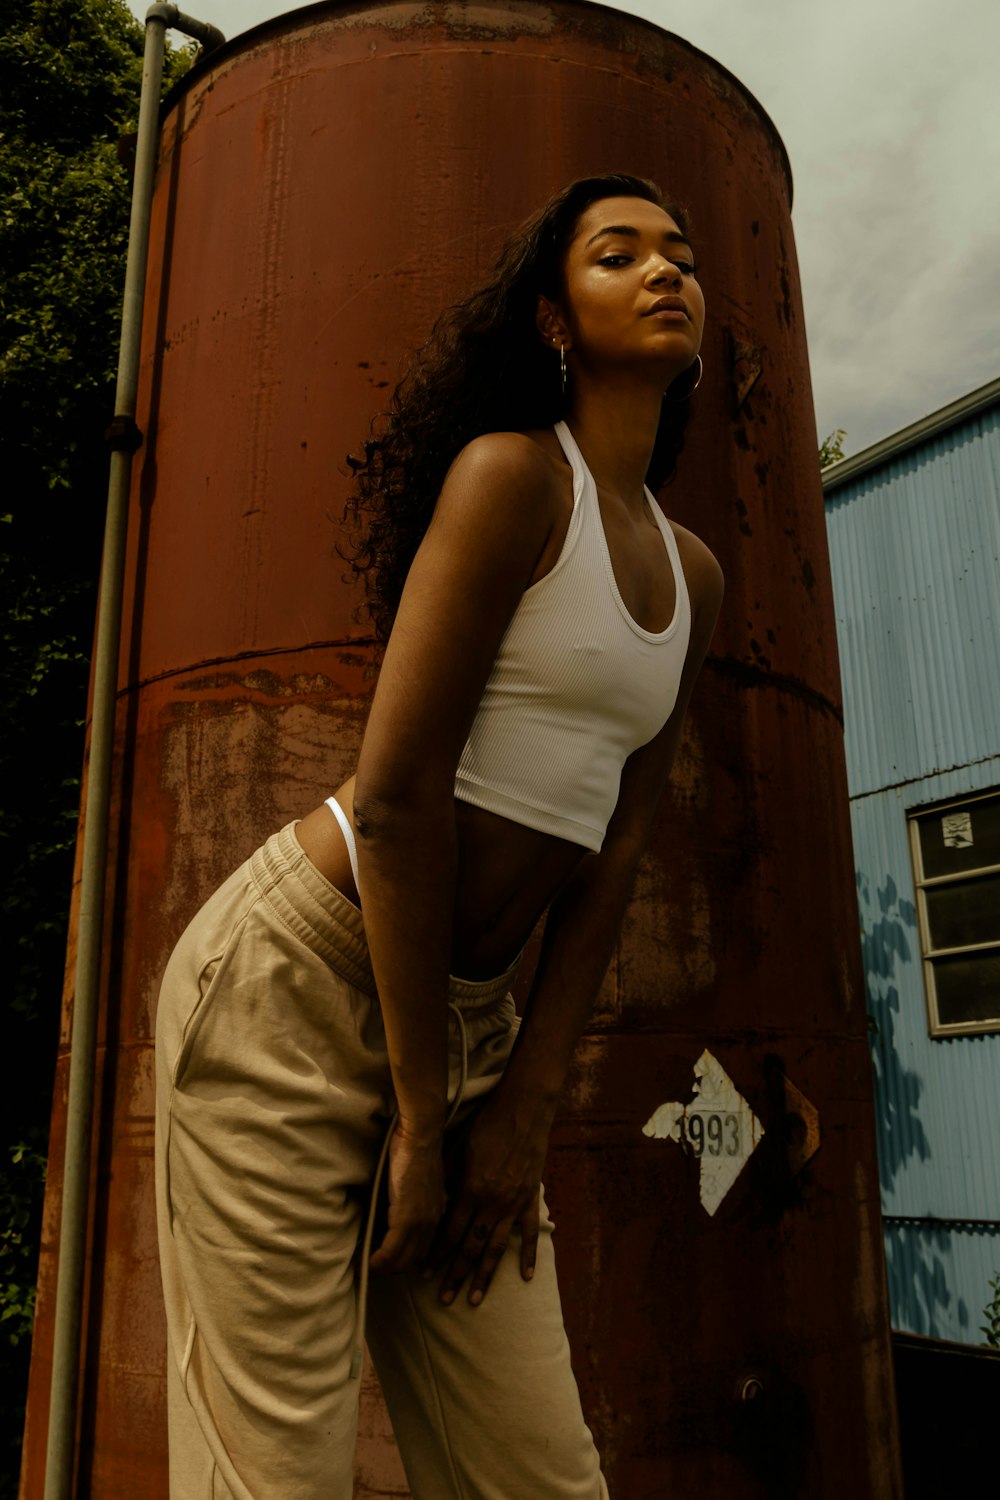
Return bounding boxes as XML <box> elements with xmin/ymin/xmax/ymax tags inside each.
<box><xmin>552</xmin><ymin>195</ymin><xmax>705</xmax><ymax>384</ymax></box>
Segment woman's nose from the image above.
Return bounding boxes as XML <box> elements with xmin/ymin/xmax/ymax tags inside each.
<box><xmin>646</xmin><ymin>256</ymin><xmax>682</xmax><ymax>288</ymax></box>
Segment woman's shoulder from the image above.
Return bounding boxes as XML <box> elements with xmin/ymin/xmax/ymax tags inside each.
<box><xmin>421</xmin><ymin>429</ymin><xmax>571</xmax><ymax>575</ymax></box>
<box><xmin>421</xmin><ymin>429</ymin><xmax>574</xmax><ymax>595</ymax></box>
<box><xmin>668</xmin><ymin>520</ymin><xmax>725</xmax><ymax>609</ymax></box>
<box><xmin>445</xmin><ymin>427</ymin><xmax>568</xmax><ymax>498</ymax></box>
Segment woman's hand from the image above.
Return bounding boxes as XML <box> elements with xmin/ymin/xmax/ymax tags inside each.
<box><xmin>368</xmin><ymin>1124</ymin><xmax>446</xmax><ymax>1277</ymax></box>
<box><xmin>430</xmin><ymin>1088</ymin><xmax>554</xmax><ymax>1306</ymax></box>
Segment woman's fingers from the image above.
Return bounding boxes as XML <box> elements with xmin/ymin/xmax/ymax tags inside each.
<box><xmin>370</xmin><ymin>1131</ymin><xmax>446</xmax><ymax>1276</ymax></box>
<box><xmin>369</xmin><ymin>1218</ymin><xmax>435</xmax><ymax>1276</ymax></box>
<box><xmin>466</xmin><ymin>1217</ymin><xmax>514</xmax><ymax>1305</ymax></box>
<box><xmin>519</xmin><ymin>1187</ymin><xmax>540</xmax><ymax>1281</ymax></box>
<box><xmin>433</xmin><ymin>1189</ymin><xmax>540</xmax><ymax>1305</ymax></box>
<box><xmin>369</xmin><ymin>1231</ymin><xmax>418</xmax><ymax>1275</ymax></box>
<box><xmin>426</xmin><ymin>1191</ymin><xmax>474</xmax><ymax>1272</ymax></box>
<box><xmin>427</xmin><ymin>1194</ymin><xmax>476</xmax><ymax>1290</ymax></box>
<box><xmin>438</xmin><ymin>1211</ymin><xmax>509</xmax><ymax>1304</ymax></box>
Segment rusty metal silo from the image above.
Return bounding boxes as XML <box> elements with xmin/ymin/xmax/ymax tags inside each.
<box><xmin>22</xmin><ymin>3</ymin><xmax>902</xmax><ymax>1495</ymax></box>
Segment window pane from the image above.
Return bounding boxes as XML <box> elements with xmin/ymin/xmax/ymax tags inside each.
<box><xmin>918</xmin><ymin>794</ymin><xmax>1000</xmax><ymax>879</ymax></box>
<box><xmin>924</xmin><ymin>872</ymin><xmax>1000</xmax><ymax>950</ymax></box>
<box><xmin>932</xmin><ymin>951</ymin><xmax>1000</xmax><ymax>1028</ymax></box>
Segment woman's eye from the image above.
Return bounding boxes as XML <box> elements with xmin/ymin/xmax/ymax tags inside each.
<box><xmin>598</xmin><ymin>254</ymin><xmax>632</xmax><ymax>267</ymax></box>
<box><xmin>671</xmin><ymin>259</ymin><xmax>696</xmax><ymax>276</ymax></box>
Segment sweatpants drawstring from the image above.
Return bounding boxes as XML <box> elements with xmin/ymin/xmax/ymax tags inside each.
<box><xmin>351</xmin><ymin>1001</ymin><xmax>470</xmax><ymax>1379</ymax></box>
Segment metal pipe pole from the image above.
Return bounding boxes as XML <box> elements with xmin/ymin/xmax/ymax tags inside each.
<box><xmin>42</xmin><ymin>11</ymin><xmax>223</xmax><ymax>1497</ymax></box>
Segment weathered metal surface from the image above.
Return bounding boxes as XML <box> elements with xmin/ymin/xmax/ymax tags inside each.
<box><xmin>825</xmin><ymin>400</ymin><xmax>1000</xmax><ymax>1345</ymax></box>
<box><xmin>23</xmin><ymin>3</ymin><xmax>900</xmax><ymax>1495</ymax></box>
<box><xmin>825</xmin><ymin>401</ymin><xmax>1000</xmax><ymax>799</ymax></box>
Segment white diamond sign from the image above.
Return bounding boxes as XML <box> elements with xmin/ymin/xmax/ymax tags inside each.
<box><xmin>643</xmin><ymin>1050</ymin><xmax>764</xmax><ymax>1216</ymax></box>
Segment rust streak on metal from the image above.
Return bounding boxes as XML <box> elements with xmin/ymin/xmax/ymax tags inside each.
<box><xmin>111</xmin><ymin>637</ymin><xmax>380</xmax><ymax>697</ymax></box>
<box><xmin>704</xmin><ymin>654</ymin><xmax>846</xmax><ymax>723</ymax></box>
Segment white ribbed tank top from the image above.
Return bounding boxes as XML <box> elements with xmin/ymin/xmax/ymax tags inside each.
<box><xmin>454</xmin><ymin>420</ymin><xmax>692</xmax><ymax>852</ymax></box>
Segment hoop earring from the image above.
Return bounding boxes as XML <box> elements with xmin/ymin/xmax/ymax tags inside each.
<box><xmin>667</xmin><ymin>355</ymin><xmax>702</xmax><ymax>401</ymax></box>
<box><xmin>560</xmin><ymin>342</ymin><xmax>568</xmax><ymax>396</ymax></box>
<box><xmin>681</xmin><ymin>354</ymin><xmax>703</xmax><ymax>398</ymax></box>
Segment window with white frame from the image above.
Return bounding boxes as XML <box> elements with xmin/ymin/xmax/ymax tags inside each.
<box><xmin>908</xmin><ymin>790</ymin><xmax>1000</xmax><ymax>1037</ymax></box>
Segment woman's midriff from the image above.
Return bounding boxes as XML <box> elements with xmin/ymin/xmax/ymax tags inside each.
<box><xmin>294</xmin><ymin>778</ymin><xmax>589</xmax><ymax>978</ymax></box>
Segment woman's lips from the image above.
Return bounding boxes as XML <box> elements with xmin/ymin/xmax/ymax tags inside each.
<box><xmin>644</xmin><ymin>295</ymin><xmax>689</xmax><ymax>318</ymax></box>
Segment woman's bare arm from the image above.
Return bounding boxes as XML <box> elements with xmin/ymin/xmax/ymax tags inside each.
<box><xmin>354</xmin><ymin>432</ymin><xmax>564</xmax><ymax>1273</ymax></box>
<box><xmin>433</xmin><ymin>530</ymin><xmax>724</xmax><ymax>1301</ymax></box>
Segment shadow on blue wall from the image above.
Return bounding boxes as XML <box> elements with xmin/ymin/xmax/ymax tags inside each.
<box><xmin>857</xmin><ymin>870</ymin><xmax>969</xmax><ymax>1336</ymax></box>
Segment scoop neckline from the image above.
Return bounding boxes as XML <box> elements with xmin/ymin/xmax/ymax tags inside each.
<box><xmin>553</xmin><ymin>421</ymin><xmax>683</xmax><ymax>642</ymax></box>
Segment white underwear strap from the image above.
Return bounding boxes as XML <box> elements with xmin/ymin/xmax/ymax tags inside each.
<box><xmin>324</xmin><ymin>795</ymin><xmax>360</xmax><ymax>888</ymax></box>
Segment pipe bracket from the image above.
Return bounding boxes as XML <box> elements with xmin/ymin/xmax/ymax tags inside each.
<box><xmin>105</xmin><ymin>415</ymin><xmax>144</xmax><ymax>454</ymax></box>
<box><xmin>145</xmin><ymin>3</ymin><xmax>226</xmax><ymax>52</ymax></box>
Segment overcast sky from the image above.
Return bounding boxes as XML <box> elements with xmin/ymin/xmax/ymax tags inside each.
<box><xmin>128</xmin><ymin>0</ymin><xmax>1000</xmax><ymax>457</ymax></box>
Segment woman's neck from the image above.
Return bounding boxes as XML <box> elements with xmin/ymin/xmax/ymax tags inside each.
<box><xmin>564</xmin><ymin>378</ymin><xmax>666</xmax><ymax>514</ymax></box>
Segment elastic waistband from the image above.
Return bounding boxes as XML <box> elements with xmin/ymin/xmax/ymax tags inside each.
<box><xmin>249</xmin><ymin>823</ymin><xmax>518</xmax><ymax>1010</ymax></box>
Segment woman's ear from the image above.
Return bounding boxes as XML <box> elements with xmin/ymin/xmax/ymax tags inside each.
<box><xmin>536</xmin><ymin>295</ymin><xmax>571</xmax><ymax>352</ymax></box>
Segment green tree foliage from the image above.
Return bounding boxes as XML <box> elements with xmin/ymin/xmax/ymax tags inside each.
<box><xmin>0</xmin><ymin>3</ymin><xmax>191</xmax><ymax>1489</ymax></box>
<box><xmin>819</xmin><ymin>427</ymin><xmax>847</xmax><ymax>469</ymax></box>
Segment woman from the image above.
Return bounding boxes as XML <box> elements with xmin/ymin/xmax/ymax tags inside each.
<box><xmin>155</xmin><ymin>173</ymin><xmax>723</xmax><ymax>1500</ymax></box>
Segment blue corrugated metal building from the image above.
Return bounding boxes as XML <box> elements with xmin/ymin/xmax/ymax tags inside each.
<box><xmin>823</xmin><ymin>377</ymin><xmax>1000</xmax><ymax>1345</ymax></box>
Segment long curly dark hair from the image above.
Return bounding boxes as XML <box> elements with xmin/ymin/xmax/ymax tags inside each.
<box><xmin>344</xmin><ymin>172</ymin><xmax>696</xmax><ymax>646</ymax></box>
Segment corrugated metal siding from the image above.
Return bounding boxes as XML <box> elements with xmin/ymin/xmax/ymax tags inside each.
<box><xmin>826</xmin><ymin>406</ymin><xmax>1000</xmax><ymax>799</ymax></box>
<box><xmin>883</xmin><ymin>1223</ymin><xmax>999</xmax><ymax>1344</ymax></box>
<box><xmin>851</xmin><ymin>771</ymin><xmax>1000</xmax><ymax>1223</ymax></box>
<box><xmin>826</xmin><ymin>400</ymin><xmax>1000</xmax><ymax>1343</ymax></box>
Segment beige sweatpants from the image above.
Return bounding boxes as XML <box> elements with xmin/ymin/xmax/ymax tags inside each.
<box><xmin>154</xmin><ymin>822</ymin><xmax>608</xmax><ymax>1499</ymax></box>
